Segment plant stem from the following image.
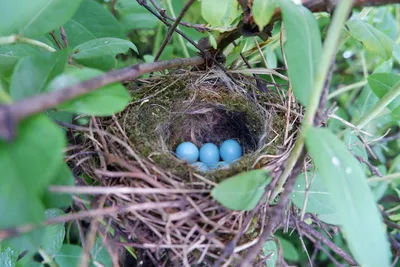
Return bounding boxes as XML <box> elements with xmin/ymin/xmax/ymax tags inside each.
<box><xmin>356</xmin><ymin>80</ymin><xmax>400</xmax><ymax>129</ymax></box>
<box><xmin>368</xmin><ymin>172</ymin><xmax>400</xmax><ymax>183</ymax></box>
<box><xmin>327</xmin><ymin>80</ymin><xmax>367</xmax><ymax>100</ymax></box>
<box><xmin>0</xmin><ymin>35</ymin><xmax>56</xmax><ymax>52</ymax></box>
<box><xmin>38</xmin><ymin>248</ymin><xmax>58</xmax><ymax>267</ymax></box>
<box><xmin>165</xmin><ymin>0</ymin><xmax>190</xmax><ymax>58</ymax></box>
<box><xmin>271</xmin><ymin>0</ymin><xmax>354</xmax><ymax>199</ymax></box>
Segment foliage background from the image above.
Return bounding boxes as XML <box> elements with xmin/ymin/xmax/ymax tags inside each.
<box><xmin>0</xmin><ymin>0</ymin><xmax>399</xmax><ymax>266</ymax></box>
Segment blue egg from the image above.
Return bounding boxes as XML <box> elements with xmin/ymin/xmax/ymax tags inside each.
<box><xmin>220</xmin><ymin>139</ymin><xmax>242</xmax><ymax>163</ymax></box>
<box><xmin>191</xmin><ymin>162</ymin><xmax>209</xmax><ymax>172</ymax></box>
<box><xmin>209</xmin><ymin>161</ymin><xmax>230</xmax><ymax>171</ymax></box>
<box><xmin>176</xmin><ymin>142</ymin><xmax>199</xmax><ymax>163</ymax></box>
<box><xmin>199</xmin><ymin>143</ymin><xmax>220</xmax><ymax>165</ymax></box>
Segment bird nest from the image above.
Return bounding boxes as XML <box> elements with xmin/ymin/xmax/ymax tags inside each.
<box><xmin>70</xmin><ymin>68</ymin><xmax>301</xmax><ymax>266</ymax></box>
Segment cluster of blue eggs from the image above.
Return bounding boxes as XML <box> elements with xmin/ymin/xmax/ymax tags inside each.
<box><xmin>175</xmin><ymin>139</ymin><xmax>242</xmax><ymax>172</ymax></box>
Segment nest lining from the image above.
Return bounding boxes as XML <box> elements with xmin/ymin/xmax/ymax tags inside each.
<box><xmin>71</xmin><ymin>69</ymin><xmax>301</xmax><ymax>266</ymax></box>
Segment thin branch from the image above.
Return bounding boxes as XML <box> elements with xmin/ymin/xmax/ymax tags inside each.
<box><xmin>216</xmin><ymin>0</ymin><xmax>400</xmax><ymax>51</ymax></box>
<box><xmin>0</xmin><ymin>201</ymin><xmax>183</xmax><ymax>240</ymax></box>
<box><xmin>148</xmin><ymin>0</ymin><xmax>208</xmax><ymax>32</ymax></box>
<box><xmin>154</xmin><ymin>0</ymin><xmax>195</xmax><ymax>61</ymax></box>
<box><xmin>137</xmin><ymin>0</ymin><xmax>229</xmax><ymax>73</ymax></box>
<box><xmin>49</xmin><ymin>31</ymin><xmax>63</xmax><ymax>49</ymax></box>
<box><xmin>0</xmin><ymin>35</ymin><xmax>56</xmax><ymax>52</ymax></box>
<box><xmin>0</xmin><ymin>56</ymin><xmax>204</xmax><ymax>141</ymax></box>
<box><xmin>354</xmin><ymin>154</ymin><xmax>382</xmax><ymax>177</ymax></box>
<box><xmin>60</xmin><ymin>26</ymin><xmax>69</xmax><ymax>49</ymax></box>
<box><xmin>368</xmin><ymin>172</ymin><xmax>400</xmax><ymax>183</ymax></box>
<box><xmin>292</xmin><ymin>219</ymin><xmax>358</xmax><ymax>266</ymax></box>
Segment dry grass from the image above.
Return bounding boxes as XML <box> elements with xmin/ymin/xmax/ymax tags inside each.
<box><xmin>65</xmin><ymin>68</ymin><xmax>302</xmax><ymax>266</ymax></box>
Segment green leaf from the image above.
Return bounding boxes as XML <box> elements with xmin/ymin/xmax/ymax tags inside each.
<box><xmin>0</xmin><ymin>184</ymin><xmax>45</xmax><ymax>251</ymax></box>
<box><xmin>71</xmin><ymin>38</ymin><xmax>137</xmax><ymax>71</ymax></box>
<box><xmin>346</xmin><ymin>17</ymin><xmax>393</xmax><ymax>60</ymax></box>
<box><xmin>305</xmin><ymin>127</ymin><xmax>391</xmax><ymax>267</ymax></box>
<box><xmin>15</xmin><ymin>252</ymin><xmax>41</xmax><ymax>267</ymax></box>
<box><xmin>90</xmin><ymin>238</ymin><xmax>112</xmax><ymax>267</ymax></box>
<box><xmin>72</xmin><ymin>38</ymin><xmax>137</xmax><ymax>59</ymax></box>
<box><xmin>0</xmin><ymin>44</ymin><xmax>42</xmax><ymax>75</ymax></box>
<box><xmin>54</xmin><ymin>245</ymin><xmax>84</xmax><ymax>267</ymax></box>
<box><xmin>74</xmin><ymin>55</ymin><xmax>117</xmax><ymax>71</ymax></box>
<box><xmin>46</xmin><ymin>68</ymin><xmax>130</xmax><ymax>116</ymax></box>
<box><xmin>263</xmin><ymin>239</ymin><xmax>278</xmax><ymax>266</ymax></box>
<box><xmin>0</xmin><ymin>115</ymin><xmax>65</xmax><ymax>194</ymax></box>
<box><xmin>0</xmin><ymin>246</ymin><xmax>18</xmax><ymax>267</ymax></box>
<box><xmin>41</xmin><ymin>209</ymin><xmax>65</xmax><ymax>255</ymax></box>
<box><xmin>0</xmin><ymin>115</ymin><xmax>65</xmax><ymax>251</ymax></box>
<box><xmin>0</xmin><ymin>0</ymin><xmax>83</xmax><ymax>37</ymax></box>
<box><xmin>291</xmin><ymin>172</ymin><xmax>340</xmax><ymax>225</ymax></box>
<box><xmin>42</xmin><ymin>162</ymin><xmax>74</xmax><ymax>209</ymax></box>
<box><xmin>279</xmin><ymin>0</ymin><xmax>322</xmax><ymax>107</ymax></box>
<box><xmin>368</xmin><ymin>73</ymin><xmax>400</xmax><ymax>112</ymax></box>
<box><xmin>10</xmin><ymin>51</ymin><xmax>67</xmax><ymax>100</ymax></box>
<box><xmin>115</xmin><ymin>0</ymin><xmax>158</xmax><ymax>30</ymax></box>
<box><xmin>55</xmin><ymin>0</ymin><xmax>125</xmax><ymax>49</ymax></box>
<box><xmin>279</xmin><ymin>238</ymin><xmax>299</xmax><ymax>261</ymax></box>
<box><xmin>344</xmin><ymin>129</ymin><xmax>368</xmax><ymax>160</ymax></box>
<box><xmin>252</xmin><ymin>0</ymin><xmax>276</xmax><ymax>31</ymax></box>
<box><xmin>211</xmin><ymin>169</ymin><xmax>271</xmax><ymax>211</ymax></box>
<box><xmin>201</xmin><ymin>0</ymin><xmax>239</xmax><ymax>28</ymax></box>
<box><xmin>393</xmin><ymin>105</ymin><xmax>400</xmax><ymax>118</ymax></box>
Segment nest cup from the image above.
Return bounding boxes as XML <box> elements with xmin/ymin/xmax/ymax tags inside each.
<box><xmin>73</xmin><ymin>69</ymin><xmax>297</xmax><ymax>265</ymax></box>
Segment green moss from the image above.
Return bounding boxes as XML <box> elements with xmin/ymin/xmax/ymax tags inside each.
<box><xmin>118</xmin><ymin>73</ymin><xmax>294</xmax><ymax>182</ymax></box>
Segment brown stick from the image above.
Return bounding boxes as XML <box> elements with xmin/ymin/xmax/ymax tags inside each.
<box><xmin>154</xmin><ymin>0</ymin><xmax>196</xmax><ymax>61</ymax></box>
<box><xmin>148</xmin><ymin>0</ymin><xmax>208</xmax><ymax>32</ymax></box>
<box><xmin>0</xmin><ymin>56</ymin><xmax>204</xmax><ymax>141</ymax></box>
<box><xmin>292</xmin><ymin>219</ymin><xmax>358</xmax><ymax>266</ymax></box>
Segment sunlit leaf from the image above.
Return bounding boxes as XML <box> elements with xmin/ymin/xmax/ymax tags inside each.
<box><xmin>211</xmin><ymin>169</ymin><xmax>271</xmax><ymax>211</ymax></box>
<box><xmin>0</xmin><ymin>246</ymin><xmax>18</xmax><ymax>267</ymax></box>
<box><xmin>46</xmin><ymin>68</ymin><xmax>130</xmax><ymax>116</ymax></box>
<box><xmin>346</xmin><ymin>17</ymin><xmax>393</xmax><ymax>60</ymax></box>
<box><xmin>201</xmin><ymin>0</ymin><xmax>239</xmax><ymax>28</ymax></box>
<box><xmin>0</xmin><ymin>0</ymin><xmax>83</xmax><ymax>37</ymax></box>
<box><xmin>305</xmin><ymin>127</ymin><xmax>391</xmax><ymax>267</ymax></box>
<box><xmin>252</xmin><ymin>0</ymin><xmax>276</xmax><ymax>31</ymax></box>
<box><xmin>279</xmin><ymin>0</ymin><xmax>322</xmax><ymax>107</ymax></box>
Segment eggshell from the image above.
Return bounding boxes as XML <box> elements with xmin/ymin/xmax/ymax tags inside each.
<box><xmin>191</xmin><ymin>161</ymin><xmax>209</xmax><ymax>172</ymax></box>
<box><xmin>176</xmin><ymin>142</ymin><xmax>199</xmax><ymax>163</ymax></box>
<box><xmin>199</xmin><ymin>143</ymin><xmax>220</xmax><ymax>165</ymax></box>
<box><xmin>220</xmin><ymin>139</ymin><xmax>242</xmax><ymax>163</ymax></box>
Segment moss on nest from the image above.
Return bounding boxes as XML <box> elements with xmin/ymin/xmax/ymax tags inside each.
<box><xmin>71</xmin><ymin>68</ymin><xmax>301</xmax><ymax>265</ymax></box>
<box><xmin>120</xmin><ymin>69</ymin><xmax>290</xmax><ymax>182</ymax></box>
